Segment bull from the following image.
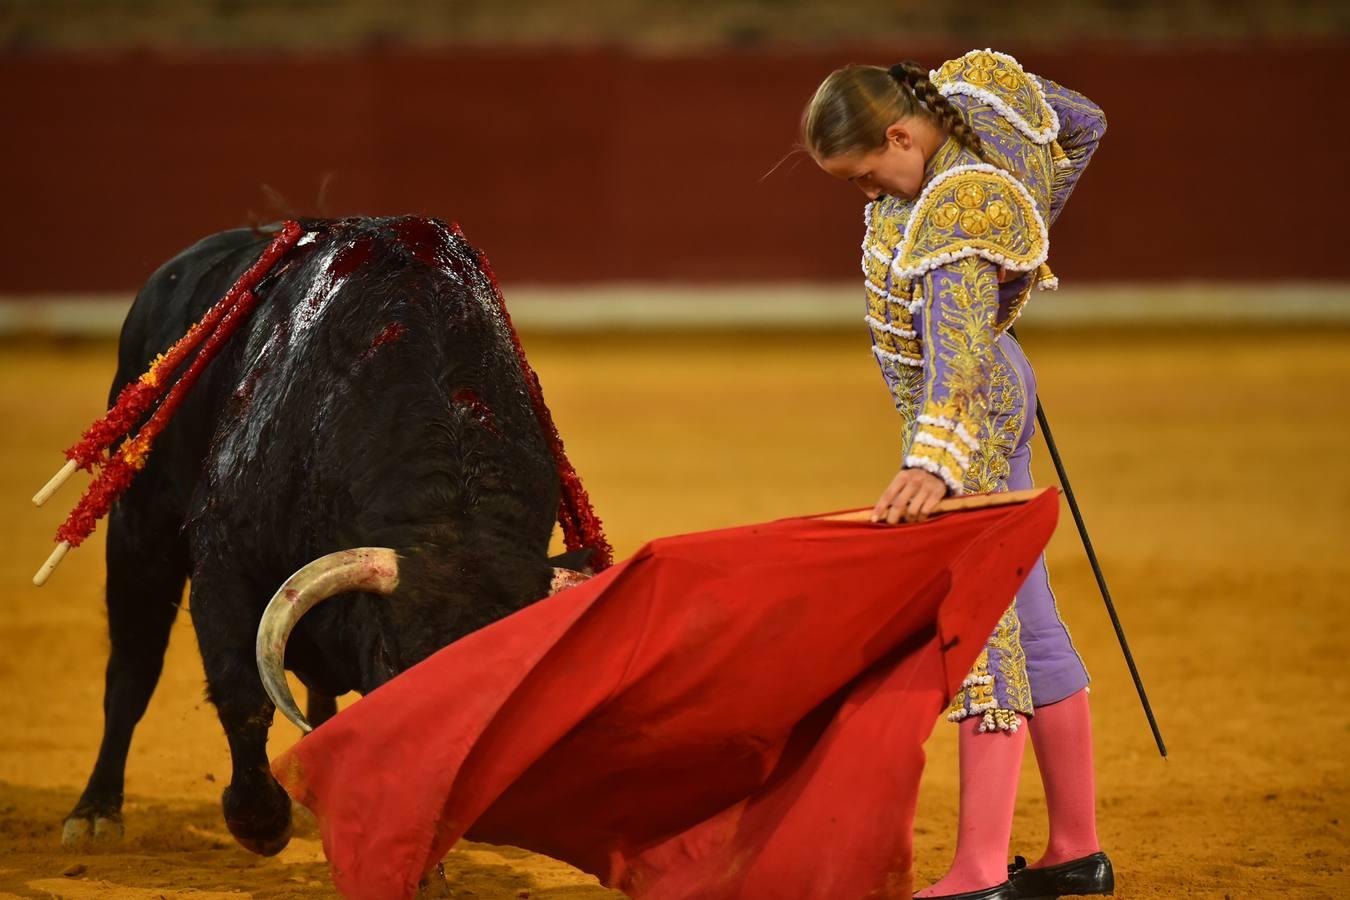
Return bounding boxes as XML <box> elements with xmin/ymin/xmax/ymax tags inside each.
<box><xmin>58</xmin><ymin>216</ymin><xmax>602</xmax><ymax>855</ymax></box>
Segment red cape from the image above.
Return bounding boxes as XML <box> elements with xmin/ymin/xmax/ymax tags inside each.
<box><xmin>274</xmin><ymin>490</ymin><xmax>1060</xmax><ymax>899</ymax></box>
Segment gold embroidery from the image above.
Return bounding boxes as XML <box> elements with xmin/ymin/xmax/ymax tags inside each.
<box><xmin>932</xmin><ymin>50</ymin><xmax>1057</xmax><ymax>142</ymax></box>
<box><xmin>870</xmin><ymin>196</ymin><xmax>906</xmax><ymax>248</ymax></box>
<box><xmin>896</xmin><ymin>169</ymin><xmax>1047</xmax><ymax>279</ymax></box>
<box><xmin>866</xmin><ymin>287</ymin><xmax>916</xmax><ymax>323</ymax></box>
<box><xmin>863</xmin><ymin>197</ymin><xmax>904</xmax><ymax>292</ymax></box>
<box><xmin>879</xmin><ymin>357</ymin><xmax>925</xmax><ymax>436</ymax></box>
<box><xmin>907</xmin><ymin>438</ymin><xmax>964</xmax><ymax>482</ymax></box>
<box><xmin>964</xmin><ymin>349</ymin><xmax>1023</xmax><ymax>495</ymax></box>
<box><xmin>946</xmin><ymin>339</ymin><xmax>1032</xmax><ymax>728</ymax></box>
<box><xmin>864</xmin><ymin>255</ymin><xmax>890</xmax><ymax>293</ymax></box>
<box><xmin>930</xmin><ymin>258</ymin><xmax>999</xmax><ymax>420</ymax></box>
<box><xmin>948</xmin><ymin>648</ymin><xmax>994</xmax><ymax>720</ymax></box>
<box><xmin>947</xmin><ymin>603</ymin><xmax>1033</xmax><ymax>729</ymax></box>
<box><xmin>959</xmin><ymin>104</ymin><xmax>1054</xmax><ymax>215</ymax></box>
<box><xmin>989</xmin><ymin>600</ymin><xmax>1033</xmax><ymax>713</ymax></box>
<box><xmin>903</xmin><ymin>258</ymin><xmax>1000</xmax><ymax>491</ymax></box>
<box><xmin>921</xmin><ymin>136</ymin><xmax>974</xmax><ymax>190</ymax></box>
<box><xmin>862</xmin><ymin>197</ymin><xmax>926</xmax><ymax>427</ymax></box>
<box><xmin>869</xmin><ymin>324</ymin><xmax>921</xmax><ymax>357</ymax></box>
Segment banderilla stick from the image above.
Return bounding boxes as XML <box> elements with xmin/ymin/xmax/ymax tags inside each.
<box><xmin>1012</xmin><ymin>329</ymin><xmax>1167</xmax><ymax>758</ymax></box>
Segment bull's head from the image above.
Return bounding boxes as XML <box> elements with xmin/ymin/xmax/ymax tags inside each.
<box><xmin>255</xmin><ymin>548</ymin><xmax>588</xmax><ymax>733</ymax></box>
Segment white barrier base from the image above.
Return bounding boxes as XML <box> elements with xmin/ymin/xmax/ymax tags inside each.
<box><xmin>3</xmin><ymin>282</ymin><xmax>1348</xmax><ymax>336</ymax></box>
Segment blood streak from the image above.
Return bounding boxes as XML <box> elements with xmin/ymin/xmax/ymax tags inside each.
<box><xmin>329</xmin><ymin>235</ymin><xmax>375</xmax><ymax>280</ymax></box>
<box><xmin>358</xmin><ymin>322</ymin><xmax>408</xmax><ymax>363</ymax></box>
<box><xmin>390</xmin><ymin>216</ymin><xmax>454</xmax><ymax>269</ymax></box>
<box><xmin>451</xmin><ymin>388</ymin><xmax>500</xmax><ymax>437</ymax></box>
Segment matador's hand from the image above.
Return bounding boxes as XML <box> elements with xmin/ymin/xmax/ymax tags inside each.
<box><xmin>871</xmin><ymin>468</ymin><xmax>948</xmax><ymax>524</ymax></box>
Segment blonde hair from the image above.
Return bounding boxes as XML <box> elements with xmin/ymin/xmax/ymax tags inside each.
<box><xmin>802</xmin><ymin>61</ymin><xmax>985</xmax><ymax>162</ymax></box>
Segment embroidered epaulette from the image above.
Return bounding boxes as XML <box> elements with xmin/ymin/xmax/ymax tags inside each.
<box><xmin>930</xmin><ymin>49</ymin><xmax>1060</xmax><ymax>145</ymax></box>
<box><xmin>891</xmin><ymin>164</ymin><xmax>1048</xmax><ymax>281</ymax></box>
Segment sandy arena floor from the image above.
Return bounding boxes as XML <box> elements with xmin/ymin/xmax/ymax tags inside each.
<box><xmin>1</xmin><ymin>326</ymin><xmax>1347</xmax><ymax>899</ymax></box>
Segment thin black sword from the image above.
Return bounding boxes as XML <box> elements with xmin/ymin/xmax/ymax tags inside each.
<box><xmin>1010</xmin><ymin>326</ymin><xmax>1167</xmax><ymax>759</ymax></box>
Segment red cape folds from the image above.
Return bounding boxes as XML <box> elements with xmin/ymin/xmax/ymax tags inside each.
<box><xmin>273</xmin><ymin>490</ymin><xmax>1060</xmax><ymax>900</ymax></box>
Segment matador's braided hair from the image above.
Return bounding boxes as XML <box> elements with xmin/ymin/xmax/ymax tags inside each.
<box><xmin>887</xmin><ymin>60</ymin><xmax>985</xmax><ymax>160</ymax></box>
<box><xmin>801</xmin><ymin>59</ymin><xmax>985</xmax><ymax>163</ymax></box>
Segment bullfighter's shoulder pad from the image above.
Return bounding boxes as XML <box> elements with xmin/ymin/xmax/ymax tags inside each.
<box><xmin>892</xmin><ymin>164</ymin><xmax>1048</xmax><ymax>281</ymax></box>
<box><xmin>930</xmin><ymin>49</ymin><xmax>1060</xmax><ymax>145</ymax></box>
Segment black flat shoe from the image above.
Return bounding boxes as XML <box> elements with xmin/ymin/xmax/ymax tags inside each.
<box><xmin>1007</xmin><ymin>852</ymin><xmax>1114</xmax><ymax>898</ymax></box>
<box><xmin>914</xmin><ymin>883</ymin><xmax>1015</xmax><ymax>900</ymax></box>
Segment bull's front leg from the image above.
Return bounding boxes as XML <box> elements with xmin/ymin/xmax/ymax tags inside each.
<box><xmin>190</xmin><ymin>570</ymin><xmax>293</xmax><ymax>856</ymax></box>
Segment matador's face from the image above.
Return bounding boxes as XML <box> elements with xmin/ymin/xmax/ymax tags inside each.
<box><xmin>816</xmin><ymin>118</ymin><xmax>928</xmax><ymax>202</ymax></box>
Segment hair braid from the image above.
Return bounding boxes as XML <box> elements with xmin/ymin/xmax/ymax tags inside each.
<box><xmin>888</xmin><ymin>60</ymin><xmax>986</xmax><ymax>160</ymax></box>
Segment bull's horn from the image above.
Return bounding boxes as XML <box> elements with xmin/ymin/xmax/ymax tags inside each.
<box><xmin>255</xmin><ymin>548</ymin><xmax>399</xmax><ymax>734</ymax></box>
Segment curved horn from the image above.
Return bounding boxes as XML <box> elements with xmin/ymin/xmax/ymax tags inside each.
<box><xmin>256</xmin><ymin>548</ymin><xmax>399</xmax><ymax>734</ymax></box>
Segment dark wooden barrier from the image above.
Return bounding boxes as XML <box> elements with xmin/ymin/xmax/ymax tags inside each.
<box><xmin>2</xmin><ymin>43</ymin><xmax>1343</xmax><ymax>292</ymax></box>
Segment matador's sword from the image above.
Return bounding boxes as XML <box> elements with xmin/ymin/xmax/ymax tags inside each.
<box><xmin>1008</xmin><ymin>326</ymin><xmax>1168</xmax><ymax>759</ymax></box>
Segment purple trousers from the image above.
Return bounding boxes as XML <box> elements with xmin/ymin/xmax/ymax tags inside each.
<box><xmin>943</xmin><ymin>332</ymin><xmax>1090</xmax><ymax>733</ymax></box>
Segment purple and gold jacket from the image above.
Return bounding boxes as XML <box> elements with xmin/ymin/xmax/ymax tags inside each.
<box><xmin>861</xmin><ymin>49</ymin><xmax>1107</xmax><ymax>494</ymax></box>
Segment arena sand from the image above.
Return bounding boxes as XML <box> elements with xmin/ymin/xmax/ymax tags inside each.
<box><xmin>1</xmin><ymin>327</ymin><xmax>1346</xmax><ymax>899</ymax></box>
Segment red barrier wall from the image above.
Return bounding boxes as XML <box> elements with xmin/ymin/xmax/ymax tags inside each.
<box><xmin>2</xmin><ymin>44</ymin><xmax>1344</xmax><ymax>293</ymax></box>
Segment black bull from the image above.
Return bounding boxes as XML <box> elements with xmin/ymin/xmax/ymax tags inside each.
<box><xmin>64</xmin><ymin>216</ymin><xmax>587</xmax><ymax>855</ymax></box>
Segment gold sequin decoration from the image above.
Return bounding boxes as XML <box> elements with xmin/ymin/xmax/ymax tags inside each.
<box><xmin>928</xmin><ymin>257</ymin><xmax>1000</xmax><ymax>424</ymax></box>
<box><xmin>932</xmin><ymin>50</ymin><xmax>1057</xmax><ymax>140</ymax></box>
<box><xmin>989</xmin><ymin>600</ymin><xmax>1033</xmax><ymax>713</ymax></box>
<box><xmin>897</xmin><ymin>169</ymin><xmax>1046</xmax><ymax>279</ymax></box>
<box><xmin>964</xmin><ymin>346</ymin><xmax>1024</xmax><ymax>495</ymax></box>
<box><xmin>862</xmin><ymin>198</ymin><xmax>927</xmax><ymax>427</ymax></box>
<box><xmin>960</xmin><ymin>104</ymin><xmax>1054</xmax><ymax>214</ymax></box>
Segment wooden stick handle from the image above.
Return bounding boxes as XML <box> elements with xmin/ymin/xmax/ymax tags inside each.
<box><xmin>32</xmin><ymin>459</ymin><xmax>78</xmax><ymax>507</ymax></box>
<box><xmin>816</xmin><ymin>487</ymin><xmax>1050</xmax><ymax>523</ymax></box>
<box><xmin>33</xmin><ymin>541</ymin><xmax>71</xmax><ymax>587</ymax></box>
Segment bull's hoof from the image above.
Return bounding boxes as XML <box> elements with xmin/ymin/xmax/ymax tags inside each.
<box><xmin>223</xmin><ymin>779</ymin><xmax>293</xmax><ymax>857</ymax></box>
<box><xmin>228</xmin><ymin>818</ymin><xmax>293</xmax><ymax>857</ymax></box>
<box><xmin>62</xmin><ymin>806</ymin><xmax>124</xmax><ymax>846</ymax></box>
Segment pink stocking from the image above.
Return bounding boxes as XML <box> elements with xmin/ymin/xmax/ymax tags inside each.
<box><xmin>915</xmin><ymin>717</ymin><xmax>1026</xmax><ymax>897</ymax></box>
<box><xmin>1027</xmin><ymin>688</ymin><xmax>1100</xmax><ymax>868</ymax></box>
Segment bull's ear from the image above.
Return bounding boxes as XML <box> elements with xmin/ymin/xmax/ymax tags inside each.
<box><xmin>547</xmin><ymin>547</ymin><xmax>595</xmax><ymax>572</ymax></box>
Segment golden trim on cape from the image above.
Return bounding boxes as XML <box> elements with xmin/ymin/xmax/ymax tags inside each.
<box><xmin>892</xmin><ymin>164</ymin><xmax>1050</xmax><ymax>283</ymax></box>
<box><xmin>930</xmin><ymin>49</ymin><xmax>1060</xmax><ymax>145</ymax></box>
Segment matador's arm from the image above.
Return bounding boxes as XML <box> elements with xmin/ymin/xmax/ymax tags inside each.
<box><xmin>1039</xmin><ymin>77</ymin><xmax>1108</xmax><ymax>225</ymax></box>
<box><xmin>903</xmin><ymin>256</ymin><xmax>1001</xmax><ymax>495</ymax></box>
